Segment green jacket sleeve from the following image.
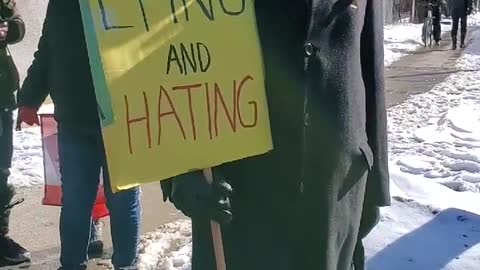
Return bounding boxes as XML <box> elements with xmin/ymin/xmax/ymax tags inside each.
<box><xmin>1</xmin><ymin>0</ymin><xmax>25</xmax><ymax>45</ymax></box>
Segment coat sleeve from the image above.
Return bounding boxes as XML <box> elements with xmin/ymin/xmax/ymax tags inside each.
<box><xmin>467</xmin><ymin>0</ymin><xmax>473</xmax><ymax>12</ymax></box>
<box><xmin>1</xmin><ymin>0</ymin><xmax>25</xmax><ymax>45</ymax></box>
<box><xmin>360</xmin><ymin>0</ymin><xmax>391</xmax><ymax>207</ymax></box>
<box><xmin>17</xmin><ymin>12</ymin><xmax>50</xmax><ymax>109</ymax></box>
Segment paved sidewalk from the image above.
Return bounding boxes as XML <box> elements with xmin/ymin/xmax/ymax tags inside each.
<box><xmin>1</xmin><ymin>184</ymin><xmax>183</xmax><ymax>270</ymax></box>
<box><xmin>385</xmin><ymin>26</ymin><xmax>479</xmax><ymax>107</ymax></box>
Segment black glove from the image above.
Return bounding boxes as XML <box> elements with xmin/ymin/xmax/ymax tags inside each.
<box><xmin>160</xmin><ymin>169</ymin><xmax>233</xmax><ymax>224</ymax></box>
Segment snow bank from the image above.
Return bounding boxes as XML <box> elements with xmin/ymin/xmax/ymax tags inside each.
<box><xmin>384</xmin><ymin>23</ymin><xmax>424</xmax><ymax>67</ymax></box>
<box><xmin>383</xmin><ymin>17</ymin><xmax>454</xmax><ymax>67</ymax></box>
<box><xmin>388</xmin><ymin>28</ymin><xmax>480</xmax><ymax>193</ymax></box>
<box><xmin>366</xmin><ymin>198</ymin><xmax>480</xmax><ymax>270</ymax></box>
<box><xmin>365</xmin><ymin>166</ymin><xmax>480</xmax><ymax>270</ymax></box>
<box><xmin>365</xmin><ymin>17</ymin><xmax>480</xmax><ymax>270</ymax></box>
<box><xmin>383</xmin><ymin>13</ymin><xmax>480</xmax><ymax>67</ymax></box>
<box><xmin>9</xmin><ymin>111</ymin><xmax>43</xmax><ymax>188</ymax></box>
<box><xmin>137</xmin><ymin>220</ymin><xmax>192</xmax><ymax>270</ymax></box>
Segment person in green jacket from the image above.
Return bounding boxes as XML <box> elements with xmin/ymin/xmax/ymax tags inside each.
<box><xmin>0</xmin><ymin>0</ymin><xmax>29</xmax><ymax>265</ymax></box>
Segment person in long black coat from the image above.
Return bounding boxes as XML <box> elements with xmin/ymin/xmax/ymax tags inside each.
<box><xmin>449</xmin><ymin>0</ymin><xmax>473</xmax><ymax>49</ymax></box>
<box><xmin>161</xmin><ymin>0</ymin><xmax>390</xmax><ymax>270</ymax></box>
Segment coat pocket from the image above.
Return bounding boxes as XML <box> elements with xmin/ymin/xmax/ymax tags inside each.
<box><xmin>337</xmin><ymin>144</ymin><xmax>373</xmax><ymax>201</ymax></box>
<box><xmin>359</xmin><ymin>144</ymin><xmax>374</xmax><ymax>171</ymax></box>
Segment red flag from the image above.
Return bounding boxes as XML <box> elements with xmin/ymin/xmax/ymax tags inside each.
<box><xmin>40</xmin><ymin>114</ymin><xmax>109</xmax><ymax>220</ymax></box>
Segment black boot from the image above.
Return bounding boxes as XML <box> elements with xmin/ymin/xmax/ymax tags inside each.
<box><xmin>88</xmin><ymin>219</ymin><xmax>104</xmax><ymax>256</ymax></box>
<box><xmin>452</xmin><ymin>36</ymin><xmax>457</xmax><ymax>50</ymax></box>
<box><xmin>0</xmin><ymin>180</ymin><xmax>30</xmax><ymax>265</ymax></box>
<box><xmin>460</xmin><ymin>35</ymin><xmax>466</xmax><ymax>48</ymax></box>
<box><xmin>0</xmin><ymin>234</ymin><xmax>30</xmax><ymax>265</ymax></box>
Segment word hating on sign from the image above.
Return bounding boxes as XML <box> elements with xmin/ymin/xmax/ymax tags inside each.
<box><xmin>124</xmin><ymin>74</ymin><xmax>258</xmax><ymax>155</ymax></box>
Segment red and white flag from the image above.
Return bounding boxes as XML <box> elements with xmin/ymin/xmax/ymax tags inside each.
<box><xmin>40</xmin><ymin>112</ymin><xmax>109</xmax><ymax>220</ymax></box>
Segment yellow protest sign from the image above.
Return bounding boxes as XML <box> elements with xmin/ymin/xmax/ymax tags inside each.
<box><xmin>79</xmin><ymin>0</ymin><xmax>273</xmax><ymax>191</ymax></box>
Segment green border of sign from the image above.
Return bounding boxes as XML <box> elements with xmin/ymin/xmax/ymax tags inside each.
<box><xmin>79</xmin><ymin>0</ymin><xmax>115</xmax><ymax>127</ymax></box>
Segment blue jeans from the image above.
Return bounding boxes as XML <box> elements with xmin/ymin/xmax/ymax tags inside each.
<box><xmin>57</xmin><ymin>126</ymin><xmax>140</xmax><ymax>269</ymax></box>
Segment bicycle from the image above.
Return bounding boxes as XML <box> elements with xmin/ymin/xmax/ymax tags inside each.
<box><xmin>422</xmin><ymin>2</ymin><xmax>435</xmax><ymax>48</ymax></box>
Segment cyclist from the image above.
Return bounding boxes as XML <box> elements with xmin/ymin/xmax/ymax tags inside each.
<box><xmin>422</xmin><ymin>0</ymin><xmax>445</xmax><ymax>46</ymax></box>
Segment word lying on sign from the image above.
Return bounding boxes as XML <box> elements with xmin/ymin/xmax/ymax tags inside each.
<box><xmin>98</xmin><ymin>0</ymin><xmax>247</xmax><ymax>31</ymax></box>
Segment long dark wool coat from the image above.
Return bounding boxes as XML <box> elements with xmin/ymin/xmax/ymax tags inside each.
<box><xmin>184</xmin><ymin>0</ymin><xmax>390</xmax><ymax>269</ymax></box>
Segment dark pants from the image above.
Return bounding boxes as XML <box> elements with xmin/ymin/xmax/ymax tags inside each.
<box><xmin>452</xmin><ymin>11</ymin><xmax>468</xmax><ymax>43</ymax></box>
<box><xmin>0</xmin><ymin>109</ymin><xmax>14</xmax><ymax>235</ymax></box>
<box><xmin>433</xmin><ymin>9</ymin><xmax>442</xmax><ymax>42</ymax></box>
<box><xmin>57</xmin><ymin>126</ymin><xmax>141</xmax><ymax>269</ymax></box>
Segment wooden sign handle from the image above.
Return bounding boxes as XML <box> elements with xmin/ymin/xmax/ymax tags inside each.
<box><xmin>202</xmin><ymin>168</ymin><xmax>227</xmax><ymax>270</ymax></box>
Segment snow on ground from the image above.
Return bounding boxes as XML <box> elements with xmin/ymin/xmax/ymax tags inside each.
<box><xmin>383</xmin><ymin>13</ymin><xmax>480</xmax><ymax>67</ymax></box>
<box><xmin>365</xmin><ymin>20</ymin><xmax>480</xmax><ymax>270</ymax></box>
<box><xmin>388</xmin><ymin>27</ymin><xmax>480</xmax><ymax>193</ymax></box>
<box><xmin>365</xmin><ymin>172</ymin><xmax>480</xmax><ymax>270</ymax></box>
<box><xmin>137</xmin><ymin>221</ymin><xmax>192</xmax><ymax>270</ymax></box>
<box><xmin>384</xmin><ymin>22</ymin><xmax>424</xmax><ymax>67</ymax></box>
<box><xmin>9</xmin><ymin>111</ymin><xmax>43</xmax><ymax>188</ymax></box>
<box><xmin>383</xmin><ymin>15</ymin><xmax>460</xmax><ymax>67</ymax></box>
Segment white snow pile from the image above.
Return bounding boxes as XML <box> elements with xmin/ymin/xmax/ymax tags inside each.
<box><xmin>9</xmin><ymin>113</ymin><xmax>43</xmax><ymax>188</ymax></box>
<box><xmin>383</xmin><ymin>13</ymin><xmax>480</xmax><ymax>67</ymax></box>
<box><xmin>365</xmin><ymin>169</ymin><xmax>480</xmax><ymax>270</ymax></box>
<box><xmin>384</xmin><ymin>22</ymin><xmax>424</xmax><ymax>67</ymax></box>
<box><xmin>388</xmin><ymin>28</ymin><xmax>480</xmax><ymax>193</ymax></box>
<box><xmin>137</xmin><ymin>220</ymin><xmax>192</xmax><ymax>270</ymax></box>
<box><xmin>364</xmin><ymin>24</ymin><xmax>480</xmax><ymax>270</ymax></box>
<box><xmin>468</xmin><ymin>13</ymin><xmax>480</xmax><ymax>26</ymax></box>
